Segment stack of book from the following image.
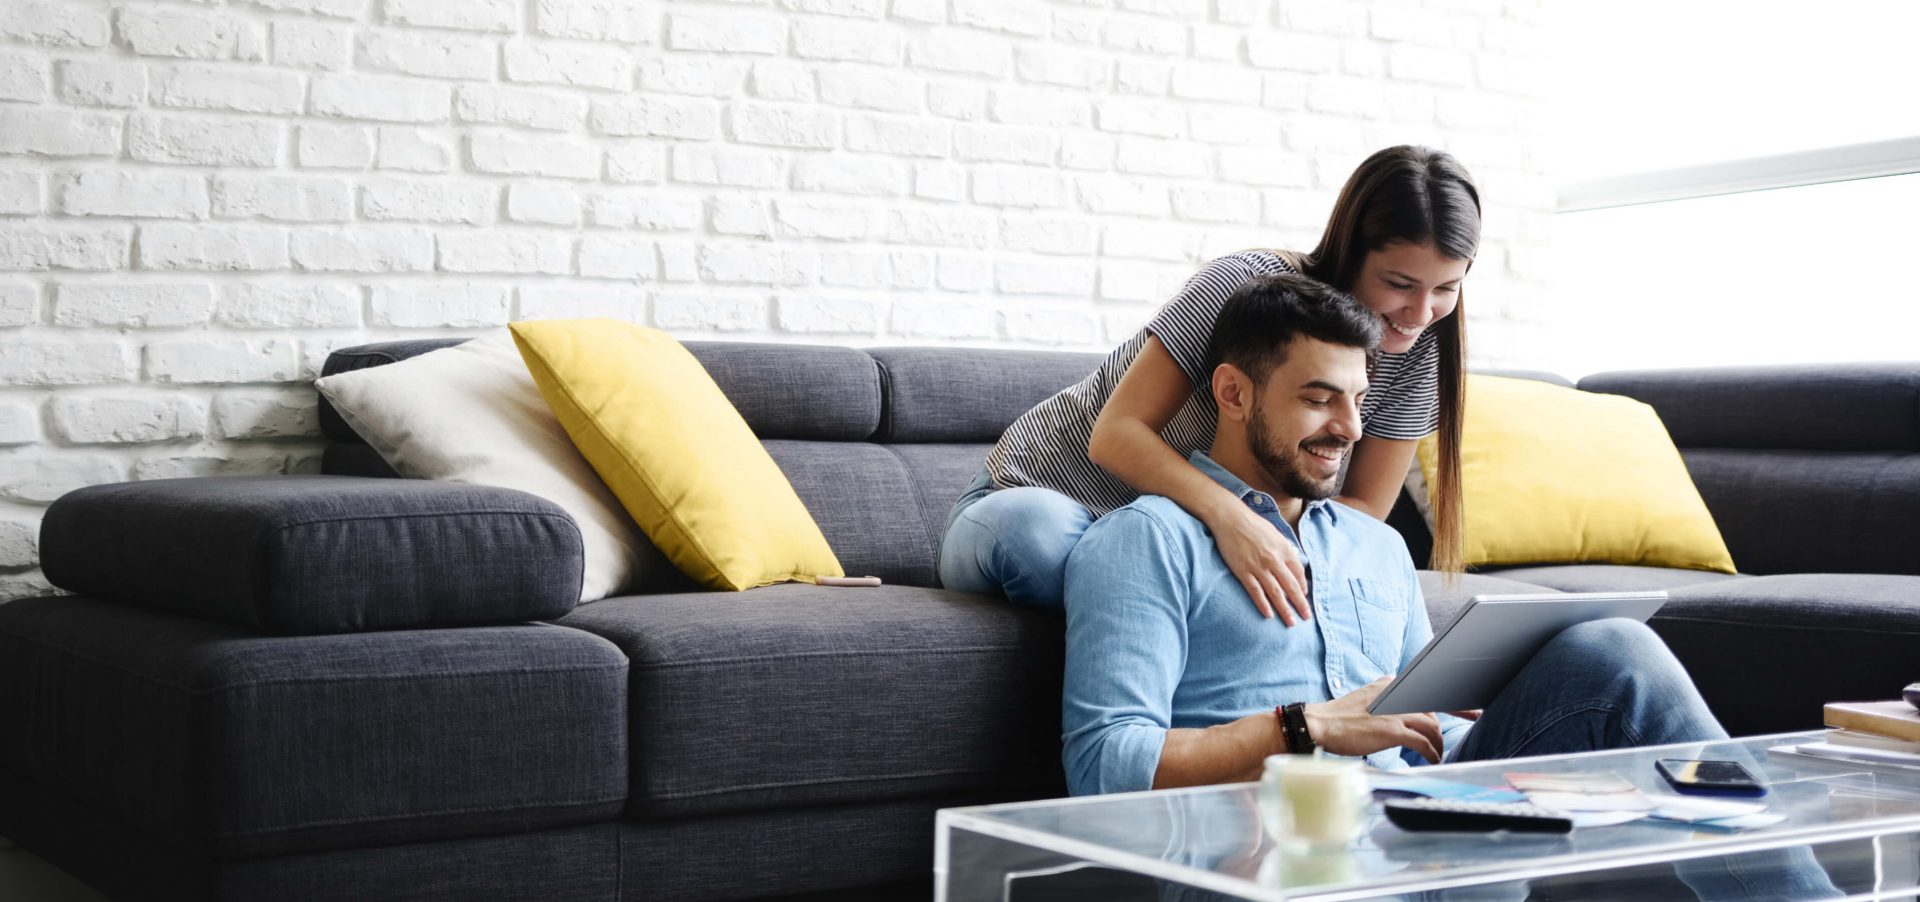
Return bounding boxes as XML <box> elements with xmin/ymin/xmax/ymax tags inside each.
<box><xmin>1785</xmin><ymin>700</ymin><xmax>1920</xmax><ymax>768</ymax></box>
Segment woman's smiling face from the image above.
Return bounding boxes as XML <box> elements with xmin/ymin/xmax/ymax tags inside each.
<box><xmin>1349</xmin><ymin>241</ymin><xmax>1472</xmax><ymax>354</ymax></box>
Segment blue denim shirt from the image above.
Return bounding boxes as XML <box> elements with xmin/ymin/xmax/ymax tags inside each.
<box><xmin>1061</xmin><ymin>452</ymin><xmax>1471</xmax><ymax>796</ymax></box>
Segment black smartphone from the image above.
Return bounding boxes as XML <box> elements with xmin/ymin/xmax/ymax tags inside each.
<box><xmin>1655</xmin><ymin>758</ymin><xmax>1766</xmax><ymax>796</ymax></box>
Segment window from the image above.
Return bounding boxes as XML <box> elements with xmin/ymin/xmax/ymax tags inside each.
<box><xmin>1545</xmin><ymin>2</ymin><xmax>1920</xmax><ymax>375</ymax></box>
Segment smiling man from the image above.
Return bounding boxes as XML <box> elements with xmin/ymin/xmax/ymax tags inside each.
<box><xmin>1058</xmin><ymin>273</ymin><xmax>1740</xmax><ymax>799</ymax></box>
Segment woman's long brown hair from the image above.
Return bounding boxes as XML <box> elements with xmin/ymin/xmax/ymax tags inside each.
<box><xmin>1292</xmin><ymin>146</ymin><xmax>1480</xmax><ymax>574</ymax></box>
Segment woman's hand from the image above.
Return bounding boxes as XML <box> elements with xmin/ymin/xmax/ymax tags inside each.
<box><xmin>1209</xmin><ymin>501</ymin><xmax>1311</xmax><ymax>625</ymax></box>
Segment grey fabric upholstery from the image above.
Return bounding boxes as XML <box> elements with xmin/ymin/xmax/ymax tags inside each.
<box><xmin>217</xmin><ymin>825</ymin><xmax>618</xmax><ymax>902</ymax></box>
<box><xmin>1649</xmin><ymin>574</ymin><xmax>1920</xmax><ymax>736</ymax></box>
<box><xmin>1483</xmin><ymin>564</ymin><xmax>1745</xmax><ymax>593</ymax></box>
<box><xmin>617</xmin><ymin>795</ymin><xmax>1002</xmax><ymax>902</ymax></box>
<box><xmin>891</xmin><ymin>443</ymin><xmax>996</xmax><ymax>571</ymax></box>
<box><xmin>318</xmin><ymin>338</ymin><xmax>468</xmax><ymax>442</ymax></box>
<box><xmin>1580</xmin><ymin>364</ymin><xmax>1920</xmax><ymax>451</ymax></box>
<box><xmin>685</xmin><ymin>341</ymin><xmax>881</xmax><ymax>441</ymax></box>
<box><xmin>39</xmin><ymin>476</ymin><xmax>584</xmax><ymax>634</ymax></box>
<box><xmin>0</xmin><ymin>597</ymin><xmax>629</xmax><ymax>859</ymax></box>
<box><xmin>869</xmin><ymin>347</ymin><xmax>1102</xmax><ymax>443</ymax></box>
<box><xmin>553</xmin><ymin>583</ymin><xmax>1066</xmax><ymax>818</ymax></box>
<box><xmin>319</xmin><ymin>337</ymin><xmax>885</xmax><ymax>446</ymax></box>
<box><xmin>1680</xmin><ymin>449</ymin><xmax>1920</xmax><ymax>576</ymax></box>
<box><xmin>0</xmin><ymin>768</ymin><xmax>985</xmax><ymax>902</ymax></box>
<box><xmin>776</xmin><ymin>441</ymin><xmax>989</xmax><ymax>588</ymax></box>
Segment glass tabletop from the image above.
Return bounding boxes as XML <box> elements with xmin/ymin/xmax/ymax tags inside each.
<box><xmin>937</xmin><ymin>732</ymin><xmax>1920</xmax><ymax>901</ymax></box>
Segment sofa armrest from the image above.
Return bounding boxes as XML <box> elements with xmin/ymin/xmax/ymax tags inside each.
<box><xmin>40</xmin><ymin>476</ymin><xmax>584</xmax><ymax>635</ymax></box>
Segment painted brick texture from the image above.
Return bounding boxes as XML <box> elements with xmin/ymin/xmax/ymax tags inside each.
<box><xmin>0</xmin><ymin>0</ymin><xmax>1553</xmax><ymax>598</ymax></box>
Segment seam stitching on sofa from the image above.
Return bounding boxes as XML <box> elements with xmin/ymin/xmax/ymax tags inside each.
<box><xmin>648</xmin><ymin>767</ymin><xmax>1005</xmax><ymax>799</ymax></box>
<box><xmin>627</xmin><ymin>643</ymin><xmax>1058</xmax><ymax>669</ymax></box>
<box><xmin>875</xmin><ymin>443</ymin><xmax>942</xmax><ymax>577</ymax></box>
<box><xmin>218</xmin><ymin>796</ymin><xmax>631</xmax><ymax>839</ymax></box>
<box><xmin>268</xmin><ymin>509</ymin><xmax>577</xmax><ymax>531</ymax></box>
<box><xmin>872</xmin><ymin>354</ymin><xmax>895</xmax><ymax>442</ymax></box>
<box><xmin>0</xmin><ymin>638</ymin><xmax>623</xmax><ymax>694</ymax></box>
<box><xmin>216</xmin><ymin>664</ymin><xmax>629</xmax><ymax>691</ymax></box>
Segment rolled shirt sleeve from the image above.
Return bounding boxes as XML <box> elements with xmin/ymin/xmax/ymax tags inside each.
<box><xmin>1061</xmin><ymin>508</ymin><xmax>1193</xmax><ymax>796</ymax></box>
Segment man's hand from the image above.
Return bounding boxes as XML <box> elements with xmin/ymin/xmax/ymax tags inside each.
<box><xmin>1209</xmin><ymin>502</ymin><xmax>1311</xmax><ymax>625</ymax></box>
<box><xmin>1302</xmin><ymin>678</ymin><xmax>1445</xmax><ymax>763</ymax></box>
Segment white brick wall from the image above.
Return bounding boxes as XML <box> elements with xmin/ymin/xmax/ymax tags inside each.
<box><xmin>0</xmin><ymin>0</ymin><xmax>1553</xmax><ymax>599</ymax></box>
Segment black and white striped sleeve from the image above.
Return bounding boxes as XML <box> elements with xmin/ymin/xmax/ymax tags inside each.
<box><xmin>1361</xmin><ymin>330</ymin><xmax>1441</xmax><ymax>440</ymax></box>
<box><xmin>1145</xmin><ymin>254</ymin><xmax>1267</xmax><ymax>391</ymax></box>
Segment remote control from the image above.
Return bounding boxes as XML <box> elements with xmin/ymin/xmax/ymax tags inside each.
<box><xmin>1383</xmin><ymin>798</ymin><xmax>1574</xmax><ymax>834</ymax></box>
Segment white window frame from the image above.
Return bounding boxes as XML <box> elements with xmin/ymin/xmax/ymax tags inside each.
<box><xmin>1555</xmin><ymin>135</ymin><xmax>1920</xmax><ymax>213</ymax></box>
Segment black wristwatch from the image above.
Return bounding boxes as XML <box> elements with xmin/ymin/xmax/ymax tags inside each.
<box><xmin>1279</xmin><ymin>702</ymin><xmax>1317</xmax><ymax>755</ymax></box>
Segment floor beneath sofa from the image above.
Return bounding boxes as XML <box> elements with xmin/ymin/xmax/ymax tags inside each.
<box><xmin>0</xmin><ymin>837</ymin><xmax>109</xmax><ymax>902</ymax></box>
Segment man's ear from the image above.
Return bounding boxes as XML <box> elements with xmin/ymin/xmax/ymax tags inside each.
<box><xmin>1211</xmin><ymin>363</ymin><xmax>1254</xmax><ymax>422</ymax></box>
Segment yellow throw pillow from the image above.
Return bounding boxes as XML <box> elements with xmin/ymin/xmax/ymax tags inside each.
<box><xmin>1414</xmin><ymin>375</ymin><xmax>1736</xmax><ymax>573</ymax></box>
<box><xmin>510</xmin><ymin>319</ymin><xmax>843</xmax><ymax>591</ymax></box>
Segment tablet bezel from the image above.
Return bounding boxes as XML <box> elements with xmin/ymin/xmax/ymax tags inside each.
<box><xmin>1366</xmin><ymin>591</ymin><xmax>1670</xmax><ymax>716</ymax></box>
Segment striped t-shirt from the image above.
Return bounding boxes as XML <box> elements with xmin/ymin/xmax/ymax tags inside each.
<box><xmin>985</xmin><ymin>249</ymin><xmax>1441</xmax><ymax>517</ymax></box>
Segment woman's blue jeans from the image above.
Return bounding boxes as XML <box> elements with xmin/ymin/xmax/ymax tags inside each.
<box><xmin>937</xmin><ymin>467</ymin><xmax>1093</xmax><ymax>611</ymax></box>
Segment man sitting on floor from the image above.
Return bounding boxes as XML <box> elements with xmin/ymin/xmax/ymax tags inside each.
<box><xmin>1058</xmin><ymin>272</ymin><xmax>1838</xmax><ymax>901</ymax></box>
<box><xmin>1061</xmin><ymin>272</ymin><xmax>1726</xmax><ymax>792</ymax></box>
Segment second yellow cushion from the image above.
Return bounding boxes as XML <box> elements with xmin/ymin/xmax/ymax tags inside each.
<box><xmin>1415</xmin><ymin>375</ymin><xmax>1736</xmax><ymax>573</ymax></box>
<box><xmin>511</xmin><ymin>319</ymin><xmax>843</xmax><ymax>591</ymax></box>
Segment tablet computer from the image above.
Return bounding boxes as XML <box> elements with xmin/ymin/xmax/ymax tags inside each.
<box><xmin>1366</xmin><ymin>591</ymin><xmax>1669</xmax><ymax>716</ymax></box>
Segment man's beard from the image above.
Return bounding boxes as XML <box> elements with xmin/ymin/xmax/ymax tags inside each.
<box><xmin>1247</xmin><ymin>405</ymin><xmax>1348</xmax><ymax>502</ymax></box>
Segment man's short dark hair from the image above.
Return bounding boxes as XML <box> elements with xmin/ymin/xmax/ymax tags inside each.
<box><xmin>1202</xmin><ymin>272</ymin><xmax>1382</xmax><ymax>389</ymax></box>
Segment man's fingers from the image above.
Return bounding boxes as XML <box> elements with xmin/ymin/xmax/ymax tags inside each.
<box><xmin>1401</xmin><ymin>728</ymin><xmax>1440</xmax><ymax>765</ymax></box>
<box><xmin>1404</xmin><ymin>714</ymin><xmax>1445</xmax><ymax>762</ymax></box>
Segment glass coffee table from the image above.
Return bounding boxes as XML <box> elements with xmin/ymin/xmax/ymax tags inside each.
<box><xmin>936</xmin><ymin>733</ymin><xmax>1920</xmax><ymax>901</ymax></box>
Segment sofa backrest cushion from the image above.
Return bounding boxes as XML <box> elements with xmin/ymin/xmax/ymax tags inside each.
<box><xmin>869</xmin><ymin>347</ymin><xmax>1104</xmax><ymax>443</ymax></box>
<box><xmin>1579</xmin><ymin>364</ymin><xmax>1920</xmax><ymax>452</ymax></box>
<box><xmin>321</xmin><ymin>339</ymin><xmax>1101</xmax><ymax>589</ymax></box>
<box><xmin>1582</xmin><ymin>364</ymin><xmax>1920</xmax><ymax>576</ymax></box>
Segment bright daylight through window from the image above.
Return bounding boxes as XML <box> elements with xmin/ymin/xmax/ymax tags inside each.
<box><xmin>1546</xmin><ymin>1</ymin><xmax>1920</xmax><ymax>376</ymax></box>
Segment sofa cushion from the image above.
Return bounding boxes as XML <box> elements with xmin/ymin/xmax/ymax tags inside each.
<box><xmin>317</xmin><ymin>338</ymin><xmax>467</xmax><ymax>443</ymax></box>
<box><xmin>317</xmin><ymin>330</ymin><xmax>663</xmax><ymax>602</ymax></box>
<box><xmin>1647</xmin><ymin>574</ymin><xmax>1920</xmax><ymax>736</ymax></box>
<box><xmin>869</xmin><ymin>347</ymin><xmax>1101</xmax><ymax>443</ymax></box>
<box><xmin>1483</xmin><ymin>564</ymin><xmax>1746</xmax><ymax>594</ymax></box>
<box><xmin>510</xmin><ymin>320</ymin><xmax>842</xmax><ymax>592</ymax></box>
<box><xmin>553</xmin><ymin>583</ymin><xmax>1066</xmax><ymax>818</ymax></box>
<box><xmin>1679</xmin><ymin>449</ymin><xmax>1920</xmax><ymax>577</ymax></box>
<box><xmin>39</xmin><ymin>476</ymin><xmax>584</xmax><ymax>635</ymax></box>
<box><xmin>0</xmin><ymin>597</ymin><xmax>629</xmax><ymax>858</ymax></box>
<box><xmin>1579</xmin><ymin>364</ymin><xmax>1920</xmax><ymax>452</ymax></box>
<box><xmin>1412</xmin><ymin>374</ymin><xmax>1735</xmax><ymax>574</ymax></box>
<box><xmin>322</xmin><ymin>339</ymin><xmax>885</xmax><ymax>445</ymax></box>
<box><xmin>687</xmin><ymin>341</ymin><xmax>881</xmax><ymax>442</ymax></box>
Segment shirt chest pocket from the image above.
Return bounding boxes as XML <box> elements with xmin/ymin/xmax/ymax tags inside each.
<box><xmin>1348</xmin><ymin>577</ymin><xmax>1408</xmax><ymax>672</ymax></box>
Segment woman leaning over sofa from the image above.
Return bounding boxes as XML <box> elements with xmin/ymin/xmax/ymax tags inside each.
<box><xmin>938</xmin><ymin>145</ymin><xmax>1479</xmax><ymax>623</ymax></box>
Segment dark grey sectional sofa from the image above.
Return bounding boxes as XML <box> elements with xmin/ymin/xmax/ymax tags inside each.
<box><xmin>2</xmin><ymin>340</ymin><xmax>1916</xmax><ymax>902</ymax></box>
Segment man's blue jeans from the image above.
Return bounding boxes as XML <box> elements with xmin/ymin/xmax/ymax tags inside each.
<box><xmin>1438</xmin><ymin>619</ymin><xmax>1840</xmax><ymax>901</ymax></box>
<box><xmin>937</xmin><ymin>467</ymin><xmax>1092</xmax><ymax>610</ymax></box>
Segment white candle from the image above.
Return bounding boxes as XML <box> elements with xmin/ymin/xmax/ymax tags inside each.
<box><xmin>1260</xmin><ymin>753</ymin><xmax>1369</xmax><ymax>849</ymax></box>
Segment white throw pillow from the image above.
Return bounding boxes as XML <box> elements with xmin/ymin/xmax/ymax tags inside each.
<box><xmin>315</xmin><ymin>330</ymin><xmax>658</xmax><ymax>602</ymax></box>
